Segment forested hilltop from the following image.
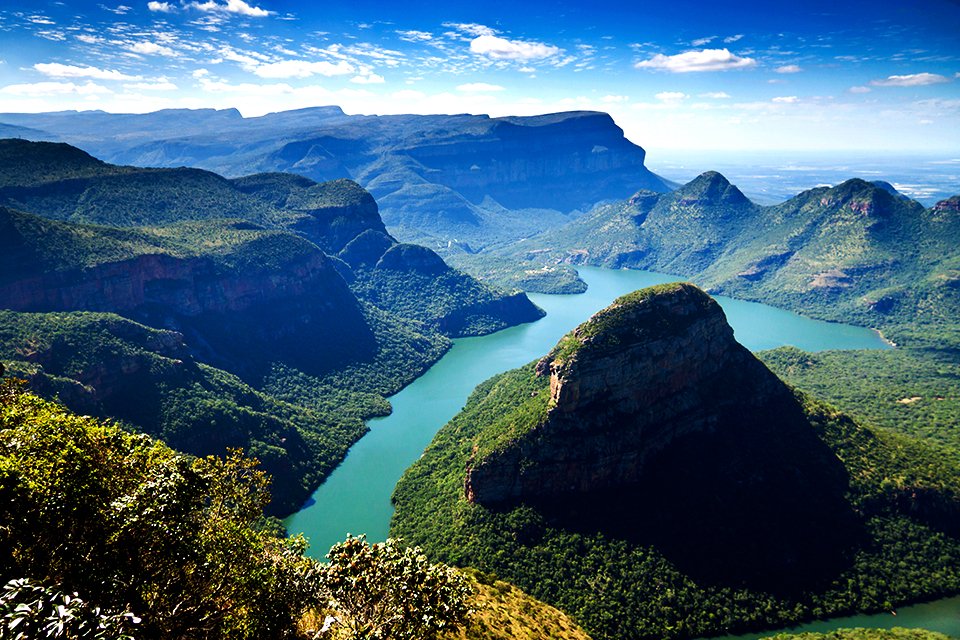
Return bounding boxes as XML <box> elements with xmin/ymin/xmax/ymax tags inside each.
<box><xmin>392</xmin><ymin>283</ymin><xmax>960</xmax><ymax>640</ymax></box>
<box><xmin>486</xmin><ymin>172</ymin><xmax>960</xmax><ymax>349</ymax></box>
<box><xmin>0</xmin><ymin>138</ymin><xmax>542</xmax><ymax>514</ymax></box>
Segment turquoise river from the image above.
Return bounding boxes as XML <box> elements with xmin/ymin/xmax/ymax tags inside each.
<box><xmin>286</xmin><ymin>266</ymin><xmax>959</xmax><ymax>638</ymax></box>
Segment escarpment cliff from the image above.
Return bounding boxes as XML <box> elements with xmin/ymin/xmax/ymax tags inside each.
<box><xmin>455</xmin><ymin>282</ymin><xmax>862</xmax><ymax>589</ymax></box>
<box><xmin>463</xmin><ymin>282</ymin><xmax>827</xmax><ymax>506</ymax></box>
<box><xmin>0</xmin><ymin>207</ymin><xmax>374</xmax><ymax>378</ymax></box>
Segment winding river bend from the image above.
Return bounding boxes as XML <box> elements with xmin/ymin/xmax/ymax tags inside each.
<box><xmin>286</xmin><ymin>266</ymin><xmax>889</xmax><ymax>553</ymax></box>
<box><xmin>283</xmin><ymin>267</ymin><xmax>959</xmax><ymax>637</ymax></box>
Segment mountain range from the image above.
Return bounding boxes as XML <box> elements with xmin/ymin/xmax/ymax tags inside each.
<box><xmin>492</xmin><ymin>171</ymin><xmax>960</xmax><ymax>349</ymax></box>
<box><xmin>0</xmin><ymin>138</ymin><xmax>542</xmax><ymax>513</ymax></box>
<box><xmin>0</xmin><ymin>108</ymin><xmax>673</xmax><ymax>254</ymax></box>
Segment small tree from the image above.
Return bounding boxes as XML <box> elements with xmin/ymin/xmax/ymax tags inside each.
<box><xmin>320</xmin><ymin>535</ymin><xmax>473</xmax><ymax>640</ymax></box>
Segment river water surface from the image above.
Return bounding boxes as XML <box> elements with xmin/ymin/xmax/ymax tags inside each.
<box><xmin>286</xmin><ymin>266</ymin><xmax>889</xmax><ymax>553</ymax></box>
<box><xmin>284</xmin><ymin>267</ymin><xmax>960</xmax><ymax>637</ymax></box>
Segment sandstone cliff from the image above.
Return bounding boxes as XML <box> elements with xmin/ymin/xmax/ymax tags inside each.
<box><xmin>464</xmin><ymin>282</ymin><xmax>797</xmax><ymax>504</ymax></box>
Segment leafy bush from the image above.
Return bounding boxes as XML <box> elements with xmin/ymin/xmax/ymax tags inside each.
<box><xmin>318</xmin><ymin>535</ymin><xmax>473</xmax><ymax>640</ymax></box>
<box><xmin>0</xmin><ymin>578</ymin><xmax>139</xmax><ymax>640</ymax></box>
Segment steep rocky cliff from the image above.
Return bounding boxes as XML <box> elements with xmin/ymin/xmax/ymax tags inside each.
<box><xmin>392</xmin><ymin>283</ymin><xmax>960</xmax><ymax>639</ymax></box>
<box><xmin>463</xmin><ymin>282</ymin><xmax>844</xmax><ymax>510</ymax></box>
<box><xmin>0</xmin><ymin>206</ymin><xmax>374</xmax><ymax>379</ymax></box>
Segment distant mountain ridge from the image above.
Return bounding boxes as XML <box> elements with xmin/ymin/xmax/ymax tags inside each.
<box><xmin>0</xmin><ymin>138</ymin><xmax>543</xmax><ymax>513</ymax></box>
<box><xmin>0</xmin><ymin>107</ymin><xmax>674</xmax><ymax>252</ymax></box>
<box><xmin>497</xmin><ymin>171</ymin><xmax>960</xmax><ymax>347</ymax></box>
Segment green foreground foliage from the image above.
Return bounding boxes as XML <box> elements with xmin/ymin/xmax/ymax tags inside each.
<box><xmin>0</xmin><ymin>383</ymin><xmax>473</xmax><ymax>640</ymax></box>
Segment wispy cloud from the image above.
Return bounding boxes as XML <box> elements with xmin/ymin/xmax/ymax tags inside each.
<box><xmin>443</xmin><ymin>23</ymin><xmax>496</xmax><ymax>38</ymax></box>
<box><xmin>724</xmin><ymin>34</ymin><xmax>744</xmax><ymax>43</ymax></box>
<box><xmin>469</xmin><ymin>34</ymin><xmax>560</xmax><ymax>61</ymax></box>
<box><xmin>772</xmin><ymin>95</ymin><xmax>799</xmax><ymax>103</ymax></box>
<box><xmin>849</xmin><ymin>86</ymin><xmax>871</xmax><ymax>94</ymax></box>
<box><xmin>636</xmin><ymin>48</ymin><xmax>756</xmax><ymax>73</ymax></box>
<box><xmin>1</xmin><ymin>80</ymin><xmax>113</xmax><ymax>96</ymax></box>
<box><xmin>350</xmin><ymin>73</ymin><xmax>385</xmax><ymax>84</ymax></box>
<box><xmin>100</xmin><ymin>4</ymin><xmax>132</xmax><ymax>15</ymax></box>
<box><xmin>871</xmin><ymin>72</ymin><xmax>950</xmax><ymax>87</ymax></box>
<box><xmin>129</xmin><ymin>41</ymin><xmax>178</xmax><ymax>56</ymax></box>
<box><xmin>691</xmin><ymin>36</ymin><xmax>716</xmax><ymax>47</ymax></box>
<box><xmin>396</xmin><ymin>30</ymin><xmax>433</xmax><ymax>43</ymax></box>
<box><xmin>655</xmin><ymin>91</ymin><xmax>688</xmax><ymax>103</ymax></box>
<box><xmin>775</xmin><ymin>64</ymin><xmax>802</xmax><ymax>73</ymax></box>
<box><xmin>33</xmin><ymin>62</ymin><xmax>141</xmax><ymax>81</ymax></box>
<box><xmin>699</xmin><ymin>91</ymin><xmax>731</xmax><ymax>98</ymax></box>
<box><xmin>457</xmin><ymin>82</ymin><xmax>505</xmax><ymax>92</ymax></box>
<box><xmin>250</xmin><ymin>59</ymin><xmax>355</xmax><ymax>79</ymax></box>
<box><xmin>124</xmin><ymin>79</ymin><xmax>178</xmax><ymax>91</ymax></box>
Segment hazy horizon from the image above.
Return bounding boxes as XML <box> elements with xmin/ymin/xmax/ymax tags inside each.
<box><xmin>0</xmin><ymin>0</ymin><xmax>958</xmax><ymax>153</ymax></box>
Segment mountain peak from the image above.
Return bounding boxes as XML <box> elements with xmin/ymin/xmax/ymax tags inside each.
<box><xmin>465</xmin><ymin>281</ymin><xmax>797</xmax><ymax>506</ymax></box>
<box><xmin>673</xmin><ymin>170</ymin><xmax>749</xmax><ymax>206</ymax></box>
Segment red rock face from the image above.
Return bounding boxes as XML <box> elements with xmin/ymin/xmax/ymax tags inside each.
<box><xmin>464</xmin><ymin>283</ymin><xmax>794</xmax><ymax>506</ymax></box>
<box><xmin>0</xmin><ymin>251</ymin><xmax>343</xmax><ymax>316</ymax></box>
<box><xmin>0</xmin><ymin>247</ymin><xmax>374</xmax><ymax>379</ymax></box>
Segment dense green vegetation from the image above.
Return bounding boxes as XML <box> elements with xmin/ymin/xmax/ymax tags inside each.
<box><xmin>392</xmin><ymin>312</ymin><xmax>960</xmax><ymax>640</ymax></box>
<box><xmin>762</xmin><ymin>629</ymin><xmax>951</xmax><ymax>640</ymax></box>
<box><xmin>0</xmin><ymin>384</ymin><xmax>482</xmax><ymax>640</ymax></box>
<box><xmin>761</xmin><ymin>347</ymin><xmax>960</xmax><ymax>452</ymax></box>
<box><xmin>0</xmin><ymin>139</ymin><xmax>542</xmax><ymax>515</ymax></box>
<box><xmin>0</xmin><ymin>381</ymin><xmax>324</xmax><ymax>638</ymax></box>
<box><xmin>488</xmin><ymin>174</ymin><xmax>960</xmax><ymax>351</ymax></box>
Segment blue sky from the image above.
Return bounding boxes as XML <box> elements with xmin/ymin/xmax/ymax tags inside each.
<box><xmin>0</xmin><ymin>0</ymin><xmax>958</xmax><ymax>152</ymax></box>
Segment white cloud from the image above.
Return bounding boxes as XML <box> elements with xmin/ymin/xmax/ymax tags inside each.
<box><xmin>601</xmin><ymin>95</ymin><xmax>629</xmax><ymax>103</ymax></box>
<box><xmin>33</xmin><ymin>62</ymin><xmax>141</xmax><ymax>81</ymax></box>
<box><xmin>870</xmin><ymin>72</ymin><xmax>950</xmax><ymax>87</ymax></box>
<box><xmin>192</xmin><ymin>68</ymin><xmax>210</xmax><ymax>78</ymax></box>
<box><xmin>772</xmin><ymin>95</ymin><xmax>799</xmax><ymax>103</ymax></box>
<box><xmin>470</xmin><ymin>34</ymin><xmax>560</xmax><ymax>61</ymax></box>
<box><xmin>443</xmin><ymin>23</ymin><xmax>496</xmax><ymax>37</ymax></box>
<box><xmin>252</xmin><ymin>59</ymin><xmax>355</xmax><ymax>79</ymax></box>
<box><xmin>656</xmin><ymin>91</ymin><xmax>688</xmax><ymax>103</ymax></box>
<box><xmin>635</xmin><ymin>48</ymin><xmax>756</xmax><ymax>73</ymax></box>
<box><xmin>724</xmin><ymin>34</ymin><xmax>744</xmax><ymax>43</ymax></box>
<box><xmin>1</xmin><ymin>81</ymin><xmax>112</xmax><ymax>96</ymax></box>
<box><xmin>699</xmin><ymin>91</ymin><xmax>731</xmax><ymax>99</ymax></box>
<box><xmin>849</xmin><ymin>85</ymin><xmax>871</xmax><ymax>94</ymax></box>
<box><xmin>351</xmin><ymin>73</ymin><xmax>385</xmax><ymax>84</ymax></box>
<box><xmin>456</xmin><ymin>82</ymin><xmax>505</xmax><ymax>92</ymax></box>
<box><xmin>397</xmin><ymin>30</ymin><xmax>433</xmax><ymax>43</ymax></box>
<box><xmin>76</xmin><ymin>34</ymin><xmax>105</xmax><ymax>44</ymax></box>
<box><xmin>691</xmin><ymin>36</ymin><xmax>716</xmax><ymax>47</ymax></box>
<box><xmin>123</xmin><ymin>80</ymin><xmax>178</xmax><ymax>91</ymax></box>
<box><xmin>188</xmin><ymin>0</ymin><xmax>272</xmax><ymax>17</ymax></box>
<box><xmin>775</xmin><ymin>64</ymin><xmax>802</xmax><ymax>74</ymax></box>
<box><xmin>147</xmin><ymin>1</ymin><xmax>175</xmax><ymax>12</ymax></box>
<box><xmin>129</xmin><ymin>41</ymin><xmax>177</xmax><ymax>56</ymax></box>
<box><xmin>101</xmin><ymin>5</ymin><xmax>132</xmax><ymax>14</ymax></box>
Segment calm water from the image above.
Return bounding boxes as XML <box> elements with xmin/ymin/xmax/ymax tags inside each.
<box><xmin>703</xmin><ymin>595</ymin><xmax>960</xmax><ymax>639</ymax></box>
<box><xmin>285</xmin><ymin>266</ymin><xmax>889</xmax><ymax>555</ymax></box>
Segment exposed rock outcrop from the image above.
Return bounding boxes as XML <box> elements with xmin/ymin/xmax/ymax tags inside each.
<box><xmin>464</xmin><ymin>282</ymin><xmax>796</xmax><ymax>505</ymax></box>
